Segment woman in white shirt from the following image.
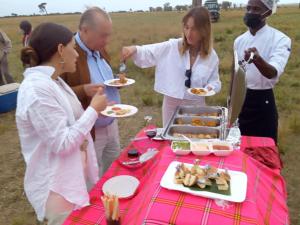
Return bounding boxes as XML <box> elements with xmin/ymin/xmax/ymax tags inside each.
<box><xmin>121</xmin><ymin>7</ymin><xmax>221</xmax><ymax>127</ymax></box>
<box><xmin>16</xmin><ymin>23</ymin><xmax>107</xmax><ymax>225</ymax></box>
<box><xmin>234</xmin><ymin>0</ymin><xmax>291</xmax><ymax>144</ymax></box>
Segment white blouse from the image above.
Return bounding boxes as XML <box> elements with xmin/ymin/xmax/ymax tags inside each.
<box><xmin>16</xmin><ymin>66</ymin><xmax>99</xmax><ymax>221</ymax></box>
<box><xmin>234</xmin><ymin>24</ymin><xmax>291</xmax><ymax>90</ymax></box>
<box><xmin>133</xmin><ymin>38</ymin><xmax>221</xmax><ymax>100</ymax></box>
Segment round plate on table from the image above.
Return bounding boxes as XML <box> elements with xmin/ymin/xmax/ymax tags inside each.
<box><xmin>104</xmin><ymin>78</ymin><xmax>135</xmax><ymax>87</ymax></box>
<box><xmin>102</xmin><ymin>175</ymin><xmax>140</xmax><ymax>199</ymax></box>
<box><xmin>187</xmin><ymin>87</ymin><xmax>216</xmax><ymax>97</ymax></box>
<box><xmin>101</xmin><ymin>104</ymin><xmax>138</xmax><ymax>118</ymax></box>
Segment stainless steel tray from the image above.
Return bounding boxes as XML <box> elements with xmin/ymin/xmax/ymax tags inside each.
<box><xmin>162</xmin><ymin>105</ymin><xmax>227</xmax><ymax>141</ymax></box>
<box><xmin>177</xmin><ymin>105</ymin><xmax>222</xmax><ymax>117</ymax></box>
<box><xmin>164</xmin><ymin>125</ymin><xmax>220</xmax><ymax>141</ymax></box>
<box><xmin>174</xmin><ymin>116</ymin><xmax>221</xmax><ymax>128</ymax></box>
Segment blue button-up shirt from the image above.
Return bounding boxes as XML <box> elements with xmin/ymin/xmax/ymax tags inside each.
<box><xmin>75</xmin><ymin>33</ymin><xmax>120</xmax><ymax>127</ymax></box>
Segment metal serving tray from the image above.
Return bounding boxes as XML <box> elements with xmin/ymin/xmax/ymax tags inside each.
<box><xmin>163</xmin><ymin>105</ymin><xmax>227</xmax><ymax>141</ymax></box>
<box><xmin>177</xmin><ymin>105</ymin><xmax>222</xmax><ymax>117</ymax></box>
<box><xmin>164</xmin><ymin>125</ymin><xmax>220</xmax><ymax>141</ymax></box>
<box><xmin>174</xmin><ymin>116</ymin><xmax>221</xmax><ymax>128</ymax></box>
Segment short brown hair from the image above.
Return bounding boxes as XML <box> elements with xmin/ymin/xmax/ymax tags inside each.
<box><xmin>181</xmin><ymin>7</ymin><xmax>212</xmax><ymax>58</ymax></box>
<box><xmin>21</xmin><ymin>22</ymin><xmax>73</xmax><ymax>67</ymax></box>
<box><xmin>79</xmin><ymin>7</ymin><xmax>111</xmax><ymax>30</ymax></box>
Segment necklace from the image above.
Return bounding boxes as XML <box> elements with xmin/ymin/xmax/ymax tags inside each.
<box><xmin>189</xmin><ymin>48</ymin><xmax>199</xmax><ymax>59</ymax></box>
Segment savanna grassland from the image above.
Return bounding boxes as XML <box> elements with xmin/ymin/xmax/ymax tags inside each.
<box><xmin>0</xmin><ymin>7</ymin><xmax>299</xmax><ymax>225</ymax></box>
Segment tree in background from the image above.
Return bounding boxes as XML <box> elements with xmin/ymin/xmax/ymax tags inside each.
<box><xmin>175</xmin><ymin>5</ymin><xmax>189</xmax><ymax>11</ymax></box>
<box><xmin>163</xmin><ymin>2</ymin><xmax>173</xmax><ymax>11</ymax></box>
<box><xmin>156</xmin><ymin>6</ymin><xmax>163</xmax><ymax>11</ymax></box>
<box><xmin>221</xmin><ymin>1</ymin><xmax>232</xmax><ymax>10</ymax></box>
<box><xmin>192</xmin><ymin>0</ymin><xmax>202</xmax><ymax>7</ymax></box>
<box><xmin>38</xmin><ymin>3</ymin><xmax>48</xmax><ymax>15</ymax></box>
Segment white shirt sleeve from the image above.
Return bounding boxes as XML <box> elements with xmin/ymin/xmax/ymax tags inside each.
<box><xmin>133</xmin><ymin>40</ymin><xmax>173</xmax><ymax>68</ymax></box>
<box><xmin>268</xmin><ymin>36</ymin><xmax>291</xmax><ymax>77</ymax></box>
<box><xmin>205</xmin><ymin>54</ymin><xmax>221</xmax><ymax>93</ymax></box>
<box><xmin>27</xmin><ymin>94</ymin><xmax>98</xmax><ymax>155</ymax></box>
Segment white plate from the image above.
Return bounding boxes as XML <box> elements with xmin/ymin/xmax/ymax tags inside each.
<box><xmin>102</xmin><ymin>175</ymin><xmax>140</xmax><ymax>198</ymax></box>
<box><xmin>187</xmin><ymin>88</ymin><xmax>216</xmax><ymax>97</ymax></box>
<box><xmin>101</xmin><ymin>104</ymin><xmax>138</xmax><ymax>118</ymax></box>
<box><xmin>104</xmin><ymin>78</ymin><xmax>135</xmax><ymax>87</ymax></box>
<box><xmin>160</xmin><ymin>161</ymin><xmax>247</xmax><ymax>203</ymax></box>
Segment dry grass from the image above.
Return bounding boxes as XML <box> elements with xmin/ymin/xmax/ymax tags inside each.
<box><xmin>0</xmin><ymin>7</ymin><xmax>299</xmax><ymax>224</ymax></box>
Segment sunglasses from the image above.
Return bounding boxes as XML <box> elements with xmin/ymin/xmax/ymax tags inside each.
<box><xmin>185</xmin><ymin>69</ymin><xmax>192</xmax><ymax>88</ymax></box>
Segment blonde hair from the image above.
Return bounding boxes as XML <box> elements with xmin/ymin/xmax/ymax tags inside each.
<box><xmin>180</xmin><ymin>7</ymin><xmax>212</xmax><ymax>58</ymax></box>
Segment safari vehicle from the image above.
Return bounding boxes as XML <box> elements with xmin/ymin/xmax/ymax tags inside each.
<box><xmin>204</xmin><ymin>0</ymin><xmax>220</xmax><ymax>22</ymax></box>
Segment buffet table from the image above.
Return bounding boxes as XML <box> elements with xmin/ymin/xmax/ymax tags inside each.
<box><xmin>63</xmin><ymin>126</ymin><xmax>288</xmax><ymax>225</ymax></box>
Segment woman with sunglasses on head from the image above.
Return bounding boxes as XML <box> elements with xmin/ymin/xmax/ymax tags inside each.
<box><xmin>121</xmin><ymin>7</ymin><xmax>221</xmax><ymax>127</ymax></box>
<box><xmin>16</xmin><ymin>22</ymin><xmax>107</xmax><ymax>224</ymax></box>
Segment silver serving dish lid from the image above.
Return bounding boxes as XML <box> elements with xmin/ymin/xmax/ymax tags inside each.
<box><xmin>227</xmin><ymin>51</ymin><xmax>246</xmax><ymax>127</ymax></box>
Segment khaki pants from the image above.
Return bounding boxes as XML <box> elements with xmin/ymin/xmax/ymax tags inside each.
<box><xmin>94</xmin><ymin>120</ymin><xmax>121</xmax><ymax>177</ymax></box>
<box><xmin>0</xmin><ymin>54</ymin><xmax>14</xmax><ymax>85</ymax></box>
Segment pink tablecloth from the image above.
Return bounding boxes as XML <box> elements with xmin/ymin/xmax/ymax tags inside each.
<box><xmin>63</xmin><ymin>127</ymin><xmax>288</xmax><ymax>225</ymax></box>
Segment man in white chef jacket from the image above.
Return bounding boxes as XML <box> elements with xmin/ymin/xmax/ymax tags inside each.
<box><xmin>234</xmin><ymin>0</ymin><xmax>291</xmax><ymax>144</ymax></box>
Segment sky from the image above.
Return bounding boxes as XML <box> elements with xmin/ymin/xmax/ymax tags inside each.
<box><xmin>0</xmin><ymin>0</ymin><xmax>297</xmax><ymax>17</ymax></box>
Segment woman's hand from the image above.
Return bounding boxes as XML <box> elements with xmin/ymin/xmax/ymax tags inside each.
<box><xmin>121</xmin><ymin>46</ymin><xmax>137</xmax><ymax>61</ymax></box>
<box><xmin>90</xmin><ymin>88</ymin><xmax>107</xmax><ymax>113</ymax></box>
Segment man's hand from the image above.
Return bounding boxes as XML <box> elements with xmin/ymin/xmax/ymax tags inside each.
<box><xmin>83</xmin><ymin>84</ymin><xmax>104</xmax><ymax>97</ymax></box>
<box><xmin>244</xmin><ymin>47</ymin><xmax>277</xmax><ymax>79</ymax></box>
<box><xmin>244</xmin><ymin>47</ymin><xmax>260</xmax><ymax>63</ymax></box>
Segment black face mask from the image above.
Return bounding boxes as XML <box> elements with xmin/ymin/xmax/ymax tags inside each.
<box><xmin>243</xmin><ymin>13</ymin><xmax>264</xmax><ymax>29</ymax></box>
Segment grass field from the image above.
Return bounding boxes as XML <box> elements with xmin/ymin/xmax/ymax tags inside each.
<box><xmin>0</xmin><ymin>7</ymin><xmax>300</xmax><ymax>225</ymax></box>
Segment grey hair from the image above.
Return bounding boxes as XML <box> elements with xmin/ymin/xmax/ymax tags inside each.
<box><xmin>79</xmin><ymin>7</ymin><xmax>111</xmax><ymax>30</ymax></box>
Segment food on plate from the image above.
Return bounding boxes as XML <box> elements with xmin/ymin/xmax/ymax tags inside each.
<box><xmin>190</xmin><ymin>88</ymin><xmax>207</xmax><ymax>95</ymax></box>
<box><xmin>212</xmin><ymin>145</ymin><xmax>231</xmax><ymax>151</ymax></box>
<box><xmin>176</xmin><ymin>118</ymin><xmax>218</xmax><ymax>127</ymax></box>
<box><xmin>119</xmin><ymin>73</ymin><xmax>127</xmax><ymax>84</ymax></box>
<box><xmin>174</xmin><ymin>161</ymin><xmax>231</xmax><ymax>191</ymax></box>
<box><xmin>109</xmin><ymin>73</ymin><xmax>128</xmax><ymax>85</ymax></box>
<box><xmin>172</xmin><ymin>141</ymin><xmax>190</xmax><ymax>150</ymax></box>
<box><xmin>115</xmin><ymin>109</ymin><xmax>131</xmax><ymax>115</ymax></box>
<box><xmin>173</xmin><ymin>132</ymin><xmax>218</xmax><ymax>139</ymax></box>
<box><xmin>108</xmin><ymin>106</ymin><xmax>131</xmax><ymax>116</ymax></box>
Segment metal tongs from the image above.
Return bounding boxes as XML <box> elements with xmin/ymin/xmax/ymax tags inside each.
<box><xmin>238</xmin><ymin>52</ymin><xmax>254</xmax><ymax>72</ymax></box>
<box><xmin>119</xmin><ymin>61</ymin><xmax>127</xmax><ymax>74</ymax></box>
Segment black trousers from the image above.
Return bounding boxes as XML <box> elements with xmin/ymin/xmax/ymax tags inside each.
<box><xmin>238</xmin><ymin>89</ymin><xmax>278</xmax><ymax>144</ymax></box>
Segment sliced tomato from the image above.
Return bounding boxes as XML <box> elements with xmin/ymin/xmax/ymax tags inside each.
<box><xmin>112</xmin><ymin>107</ymin><xmax>122</xmax><ymax>111</ymax></box>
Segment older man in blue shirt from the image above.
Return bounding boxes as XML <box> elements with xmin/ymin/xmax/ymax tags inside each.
<box><xmin>62</xmin><ymin>7</ymin><xmax>121</xmax><ymax>177</ymax></box>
